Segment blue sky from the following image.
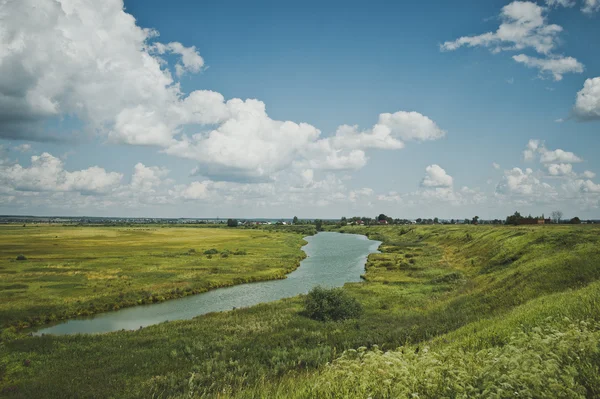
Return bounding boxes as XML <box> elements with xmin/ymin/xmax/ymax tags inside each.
<box><xmin>0</xmin><ymin>0</ymin><xmax>599</xmax><ymax>219</ymax></box>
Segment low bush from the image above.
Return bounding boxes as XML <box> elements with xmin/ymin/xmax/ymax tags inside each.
<box><xmin>303</xmin><ymin>286</ymin><xmax>362</xmax><ymax>322</ymax></box>
<box><xmin>15</xmin><ymin>255</ymin><xmax>27</xmax><ymax>261</ymax></box>
<box><xmin>203</xmin><ymin>249</ymin><xmax>219</xmax><ymax>255</ymax></box>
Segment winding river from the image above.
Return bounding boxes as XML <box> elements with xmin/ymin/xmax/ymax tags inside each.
<box><xmin>35</xmin><ymin>232</ymin><xmax>381</xmax><ymax>335</ymax></box>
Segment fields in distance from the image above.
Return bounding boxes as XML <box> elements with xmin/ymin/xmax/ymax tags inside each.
<box><xmin>0</xmin><ymin>225</ymin><xmax>308</xmax><ymax>329</ymax></box>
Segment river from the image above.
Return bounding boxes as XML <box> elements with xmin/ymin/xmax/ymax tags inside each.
<box><xmin>35</xmin><ymin>232</ymin><xmax>380</xmax><ymax>335</ymax></box>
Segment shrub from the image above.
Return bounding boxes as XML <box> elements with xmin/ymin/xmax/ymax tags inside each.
<box><xmin>16</xmin><ymin>255</ymin><xmax>27</xmax><ymax>261</ymax></box>
<box><xmin>304</xmin><ymin>286</ymin><xmax>362</xmax><ymax>322</ymax></box>
<box><xmin>204</xmin><ymin>249</ymin><xmax>219</xmax><ymax>255</ymax></box>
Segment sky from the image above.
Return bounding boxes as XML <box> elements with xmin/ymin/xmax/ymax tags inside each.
<box><xmin>0</xmin><ymin>0</ymin><xmax>599</xmax><ymax>219</ymax></box>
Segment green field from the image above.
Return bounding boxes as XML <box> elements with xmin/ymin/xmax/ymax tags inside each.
<box><xmin>1</xmin><ymin>225</ymin><xmax>600</xmax><ymax>398</ymax></box>
<box><xmin>0</xmin><ymin>225</ymin><xmax>308</xmax><ymax>330</ymax></box>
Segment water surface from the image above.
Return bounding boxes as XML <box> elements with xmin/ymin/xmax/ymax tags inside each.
<box><xmin>36</xmin><ymin>232</ymin><xmax>380</xmax><ymax>335</ymax></box>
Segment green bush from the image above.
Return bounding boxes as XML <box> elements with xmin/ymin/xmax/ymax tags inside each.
<box><xmin>304</xmin><ymin>286</ymin><xmax>362</xmax><ymax>322</ymax></box>
<box><xmin>15</xmin><ymin>255</ymin><xmax>27</xmax><ymax>261</ymax></box>
<box><xmin>203</xmin><ymin>248</ymin><xmax>219</xmax><ymax>255</ymax></box>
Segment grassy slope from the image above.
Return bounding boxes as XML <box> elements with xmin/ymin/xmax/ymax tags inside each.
<box><xmin>0</xmin><ymin>225</ymin><xmax>308</xmax><ymax>329</ymax></box>
<box><xmin>1</xmin><ymin>225</ymin><xmax>600</xmax><ymax>398</ymax></box>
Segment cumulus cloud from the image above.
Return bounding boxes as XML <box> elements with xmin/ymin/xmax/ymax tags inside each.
<box><xmin>421</xmin><ymin>165</ymin><xmax>453</xmax><ymax>188</ymax></box>
<box><xmin>573</xmin><ymin>77</ymin><xmax>600</xmax><ymax>120</ymax></box>
<box><xmin>0</xmin><ymin>0</ymin><xmax>186</xmax><ymax>140</ymax></box>
<box><xmin>0</xmin><ymin>153</ymin><xmax>122</xmax><ymax>194</ymax></box>
<box><xmin>539</xmin><ymin>148</ymin><xmax>583</xmax><ymax>163</ymax></box>
<box><xmin>583</xmin><ymin>170</ymin><xmax>596</xmax><ymax>179</ymax></box>
<box><xmin>512</xmin><ymin>54</ymin><xmax>584</xmax><ymax>81</ymax></box>
<box><xmin>523</xmin><ymin>139</ymin><xmax>583</xmax><ymax>163</ymax></box>
<box><xmin>0</xmin><ymin>0</ymin><xmax>446</xmax><ymax>183</ymax></box>
<box><xmin>441</xmin><ymin>2</ymin><xmax>562</xmax><ymax>55</ymax></box>
<box><xmin>493</xmin><ymin>162</ymin><xmax>501</xmax><ymax>170</ymax></box>
<box><xmin>546</xmin><ymin>163</ymin><xmax>575</xmax><ymax>176</ymax></box>
<box><xmin>496</xmin><ymin>167</ymin><xmax>554</xmax><ymax>196</ymax></box>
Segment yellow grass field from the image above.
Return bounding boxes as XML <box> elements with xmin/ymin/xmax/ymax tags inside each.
<box><xmin>0</xmin><ymin>225</ymin><xmax>307</xmax><ymax>329</ymax></box>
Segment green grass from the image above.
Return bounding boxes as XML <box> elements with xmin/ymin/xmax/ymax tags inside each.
<box><xmin>0</xmin><ymin>225</ymin><xmax>308</xmax><ymax>330</ymax></box>
<box><xmin>1</xmin><ymin>225</ymin><xmax>600</xmax><ymax>398</ymax></box>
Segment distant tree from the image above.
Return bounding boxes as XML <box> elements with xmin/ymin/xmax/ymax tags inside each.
<box><xmin>433</xmin><ymin>217</ymin><xmax>439</xmax><ymax>224</ymax></box>
<box><xmin>227</xmin><ymin>219</ymin><xmax>238</xmax><ymax>227</ymax></box>
<box><xmin>551</xmin><ymin>210</ymin><xmax>563</xmax><ymax>224</ymax></box>
<box><xmin>315</xmin><ymin>219</ymin><xmax>323</xmax><ymax>231</ymax></box>
<box><xmin>506</xmin><ymin>211</ymin><xmax>523</xmax><ymax>226</ymax></box>
<box><xmin>450</xmin><ymin>219</ymin><xmax>455</xmax><ymax>224</ymax></box>
<box><xmin>416</xmin><ymin>218</ymin><xmax>423</xmax><ymax>224</ymax></box>
<box><xmin>340</xmin><ymin>217</ymin><xmax>347</xmax><ymax>226</ymax></box>
<box><xmin>472</xmin><ymin>216</ymin><xmax>480</xmax><ymax>225</ymax></box>
<box><xmin>464</xmin><ymin>218</ymin><xmax>470</xmax><ymax>225</ymax></box>
<box><xmin>570</xmin><ymin>217</ymin><xmax>581</xmax><ymax>224</ymax></box>
<box><xmin>377</xmin><ymin>214</ymin><xmax>388</xmax><ymax>221</ymax></box>
<box><xmin>292</xmin><ymin>216</ymin><xmax>299</xmax><ymax>225</ymax></box>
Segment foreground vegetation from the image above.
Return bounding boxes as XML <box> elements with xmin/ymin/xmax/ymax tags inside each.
<box><xmin>0</xmin><ymin>225</ymin><xmax>308</xmax><ymax>330</ymax></box>
<box><xmin>1</xmin><ymin>224</ymin><xmax>600</xmax><ymax>398</ymax></box>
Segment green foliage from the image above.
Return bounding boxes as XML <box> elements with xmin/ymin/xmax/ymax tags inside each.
<box><xmin>203</xmin><ymin>248</ymin><xmax>219</xmax><ymax>255</ymax></box>
<box><xmin>241</xmin><ymin>318</ymin><xmax>600</xmax><ymax>398</ymax></box>
<box><xmin>304</xmin><ymin>286</ymin><xmax>362</xmax><ymax>321</ymax></box>
<box><xmin>15</xmin><ymin>255</ymin><xmax>27</xmax><ymax>261</ymax></box>
<box><xmin>506</xmin><ymin>211</ymin><xmax>523</xmax><ymax>225</ymax></box>
<box><xmin>226</xmin><ymin>219</ymin><xmax>238</xmax><ymax>227</ymax></box>
<box><xmin>315</xmin><ymin>219</ymin><xmax>323</xmax><ymax>232</ymax></box>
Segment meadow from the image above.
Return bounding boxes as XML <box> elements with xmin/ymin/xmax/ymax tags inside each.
<box><xmin>1</xmin><ymin>224</ymin><xmax>600</xmax><ymax>398</ymax></box>
<box><xmin>0</xmin><ymin>225</ymin><xmax>308</xmax><ymax>330</ymax></box>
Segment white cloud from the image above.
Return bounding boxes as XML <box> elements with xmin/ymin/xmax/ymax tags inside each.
<box><xmin>151</xmin><ymin>42</ymin><xmax>204</xmax><ymax>76</ymax></box>
<box><xmin>496</xmin><ymin>167</ymin><xmax>554</xmax><ymax>196</ymax></box>
<box><xmin>0</xmin><ymin>0</ymin><xmax>184</xmax><ymax>140</ymax></box>
<box><xmin>574</xmin><ymin>77</ymin><xmax>600</xmax><ymax>120</ymax></box>
<box><xmin>173</xmin><ymin>181</ymin><xmax>212</xmax><ymax>200</ymax></box>
<box><xmin>493</xmin><ymin>162</ymin><xmax>501</xmax><ymax>170</ymax></box>
<box><xmin>539</xmin><ymin>148</ymin><xmax>582</xmax><ymax>163</ymax></box>
<box><xmin>441</xmin><ymin>2</ymin><xmax>562</xmax><ymax>55</ymax></box>
<box><xmin>376</xmin><ymin>111</ymin><xmax>446</xmax><ymax>142</ymax></box>
<box><xmin>330</xmin><ymin>124</ymin><xmax>405</xmax><ymax>151</ymax></box>
<box><xmin>583</xmin><ymin>170</ymin><xmax>596</xmax><ymax>179</ymax></box>
<box><xmin>0</xmin><ymin>0</ymin><xmax>446</xmax><ymax>183</ymax></box>
<box><xmin>523</xmin><ymin>140</ymin><xmax>583</xmax><ymax>163</ymax></box>
<box><xmin>546</xmin><ymin>163</ymin><xmax>575</xmax><ymax>176</ymax></box>
<box><xmin>421</xmin><ymin>165</ymin><xmax>453</xmax><ymax>188</ymax></box>
<box><xmin>523</xmin><ymin>139</ymin><xmax>541</xmax><ymax>161</ymax></box>
<box><xmin>545</xmin><ymin>0</ymin><xmax>576</xmax><ymax>7</ymax></box>
<box><xmin>512</xmin><ymin>54</ymin><xmax>584</xmax><ymax>81</ymax></box>
<box><xmin>0</xmin><ymin>153</ymin><xmax>122</xmax><ymax>194</ymax></box>
<box><xmin>130</xmin><ymin>163</ymin><xmax>170</xmax><ymax>192</ymax></box>
<box><xmin>582</xmin><ymin>0</ymin><xmax>600</xmax><ymax>13</ymax></box>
